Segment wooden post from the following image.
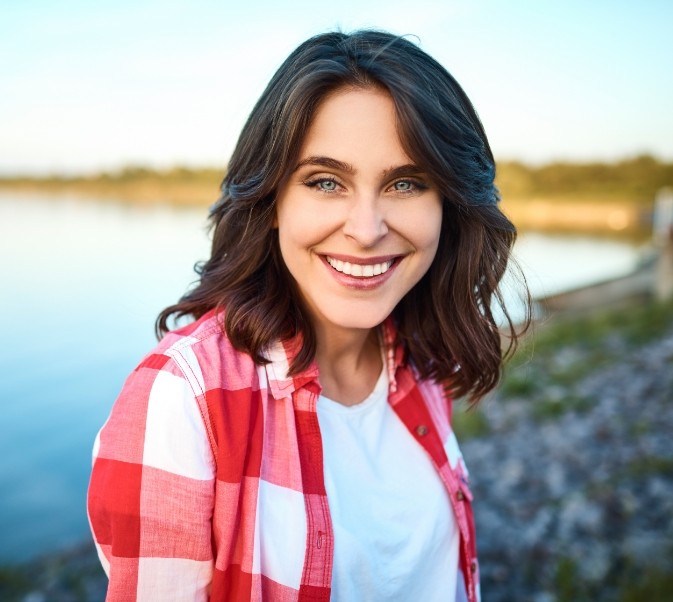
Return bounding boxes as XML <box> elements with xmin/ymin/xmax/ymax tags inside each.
<box><xmin>654</xmin><ymin>187</ymin><xmax>673</xmax><ymax>300</ymax></box>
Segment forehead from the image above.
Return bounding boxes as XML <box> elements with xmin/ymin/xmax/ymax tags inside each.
<box><xmin>297</xmin><ymin>86</ymin><xmax>413</xmax><ymax>166</ymax></box>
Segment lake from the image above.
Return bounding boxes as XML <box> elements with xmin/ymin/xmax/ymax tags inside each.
<box><xmin>0</xmin><ymin>193</ymin><xmax>645</xmax><ymax>563</ymax></box>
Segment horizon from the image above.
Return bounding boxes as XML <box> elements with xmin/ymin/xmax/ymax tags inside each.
<box><xmin>2</xmin><ymin>152</ymin><xmax>670</xmax><ymax>181</ymax></box>
<box><xmin>2</xmin><ymin>0</ymin><xmax>672</xmax><ymax>175</ymax></box>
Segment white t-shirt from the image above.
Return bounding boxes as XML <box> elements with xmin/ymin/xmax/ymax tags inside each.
<box><xmin>317</xmin><ymin>366</ymin><xmax>460</xmax><ymax>601</ymax></box>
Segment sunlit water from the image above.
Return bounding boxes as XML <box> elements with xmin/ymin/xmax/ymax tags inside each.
<box><xmin>0</xmin><ymin>194</ymin><xmax>644</xmax><ymax>563</ymax></box>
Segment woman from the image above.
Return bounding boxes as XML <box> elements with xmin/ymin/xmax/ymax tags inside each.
<box><xmin>88</xmin><ymin>30</ymin><xmax>528</xmax><ymax>602</ymax></box>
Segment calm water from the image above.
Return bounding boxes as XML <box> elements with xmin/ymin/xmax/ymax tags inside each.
<box><xmin>0</xmin><ymin>193</ymin><xmax>644</xmax><ymax>563</ymax></box>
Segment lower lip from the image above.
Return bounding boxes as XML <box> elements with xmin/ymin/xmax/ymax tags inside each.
<box><xmin>320</xmin><ymin>257</ymin><xmax>400</xmax><ymax>290</ymax></box>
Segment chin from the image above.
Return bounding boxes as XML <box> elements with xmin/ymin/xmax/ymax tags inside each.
<box><xmin>319</xmin><ymin>304</ymin><xmax>394</xmax><ymax>333</ymax></box>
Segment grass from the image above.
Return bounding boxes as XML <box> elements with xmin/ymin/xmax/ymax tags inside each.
<box><xmin>549</xmin><ymin>552</ymin><xmax>673</xmax><ymax>602</ymax></box>
<box><xmin>0</xmin><ymin>567</ymin><xmax>30</xmax><ymax>601</ymax></box>
<box><xmin>617</xmin><ymin>568</ymin><xmax>673</xmax><ymax>602</ymax></box>
<box><xmin>624</xmin><ymin>456</ymin><xmax>673</xmax><ymax>479</ymax></box>
<box><xmin>524</xmin><ymin>295</ymin><xmax>673</xmax><ymax>352</ymax></box>
<box><xmin>454</xmin><ymin>296</ymin><xmax>673</xmax><ymax>430</ymax></box>
<box><xmin>500</xmin><ymin>296</ymin><xmax>673</xmax><ymax>410</ymax></box>
<box><xmin>451</xmin><ymin>401</ymin><xmax>491</xmax><ymax>439</ymax></box>
<box><xmin>531</xmin><ymin>394</ymin><xmax>592</xmax><ymax>422</ymax></box>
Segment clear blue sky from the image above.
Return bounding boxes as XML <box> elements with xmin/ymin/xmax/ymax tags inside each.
<box><xmin>1</xmin><ymin>0</ymin><xmax>672</xmax><ymax>174</ymax></box>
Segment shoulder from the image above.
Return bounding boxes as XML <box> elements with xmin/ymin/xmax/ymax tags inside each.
<box><xmin>149</xmin><ymin>310</ymin><xmax>260</xmax><ymax>396</ymax></box>
<box><xmin>97</xmin><ymin>310</ymin><xmax>263</xmax><ymax>467</ymax></box>
<box><xmin>104</xmin><ymin>310</ymin><xmax>262</xmax><ymax>441</ymax></box>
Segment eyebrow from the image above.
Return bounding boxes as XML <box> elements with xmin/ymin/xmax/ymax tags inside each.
<box><xmin>294</xmin><ymin>155</ymin><xmax>426</xmax><ymax>180</ymax></box>
<box><xmin>294</xmin><ymin>156</ymin><xmax>354</xmax><ymax>173</ymax></box>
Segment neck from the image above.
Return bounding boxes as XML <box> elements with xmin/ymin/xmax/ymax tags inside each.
<box><xmin>314</xmin><ymin>324</ymin><xmax>382</xmax><ymax>407</ymax></box>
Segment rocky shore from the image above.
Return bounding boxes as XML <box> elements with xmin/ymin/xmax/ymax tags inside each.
<box><xmin>2</xmin><ymin>302</ymin><xmax>672</xmax><ymax>602</ymax></box>
<box><xmin>462</xmin><ymin>308</ymin><xmax>673</xmax><ymax>601</ymax></box>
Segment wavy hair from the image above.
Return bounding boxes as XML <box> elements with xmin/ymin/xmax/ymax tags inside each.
<box><xmin>157</xmin><ymin>30</ymin><xmax>530</xmax><ymax>403</ymax></box>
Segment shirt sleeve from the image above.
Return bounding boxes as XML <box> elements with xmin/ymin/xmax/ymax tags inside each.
<box><xmin>87</xmin><ymin>353</ymin><xmax>216</xmax><ymax>601</ymax></box>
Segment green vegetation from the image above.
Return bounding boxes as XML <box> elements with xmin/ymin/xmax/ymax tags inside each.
<box><xmin>529</xmin><ymin>295</ymin><xmax>673</xmax><ymax>348</ymax></box>
<box><xmin>0</xmin><ymin>165</ymin><xmax>223</xmax><ymax>187</ymax></box>
<box><xmin>0</xmin><ymin>567</ymin><xmax>30</xmax><ymax>601</ymax></box>
<box><xmin>553</xmin><ymin>557</ymin><xmax>588</xmax><ymax>602</ymax></box>
<box><xmin>1</xmin><ymin>156</ymin><xmax>672</xmax><ymax>223</ymax></box>
<box><xmin>0</xmin><ymin>165</ymin><xmax>223</xmax><ymax>205</ymax></box>
<box><xmin>625</xmin><ymin>456</ymin><xmax>673</xmax><ymax>479</ymax></box>
<box><xmin>500</xmin><ymin>295</ymin><xmax>673</xmax><ymax>413</ymax></box>
<box><xmin>550</xmin><ymin>552</ymin><xmax>673</xmax><ymax>602</ymax></box>
<box><xmin>496</xmin><ymin>155</ymin><xmax>673</xmax><ymax>234</ymax></box>
<box><xmin>616</xmin><ymin>557</ymin><xmax>673</xmax><ymax>602</ymax></box>
<box><xmin>451</xmin><ymin>402</ymin><xmax>491</xmax><ymax>439</ymax></box>
<box><xmin>530</xmin><ymin>394</ymin><xmax>592</xmax><ymax>422</ymax></box>
<box><xmin>497</xmin><ymin>154</ymin><xmax>673</xmax><ymax>205</ymax></box>
<box><xmin>453</xmin><ymin>295</ymin><xmax>673</xmax><ymax>434</ymax></box>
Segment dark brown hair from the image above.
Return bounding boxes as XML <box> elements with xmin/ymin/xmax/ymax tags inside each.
<box><xmin>157</xmin><ymin>30</ymin><xmax>530</xmax><ymax>403</ymax></box>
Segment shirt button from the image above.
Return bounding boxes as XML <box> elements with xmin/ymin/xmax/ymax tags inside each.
<box><xmin>415</xmin><ymin>425</ymin><xmax>429</xmax><ymax>436</ymax></box>
<box><xmin>470</xmin><ymin>560</ymin><xmax>478</xmax><ymax>574</ymax></box>
<box><xmin>456</xmin><ymin>490</ymin><xmax>465</xmax><ymax>502</ymax></box>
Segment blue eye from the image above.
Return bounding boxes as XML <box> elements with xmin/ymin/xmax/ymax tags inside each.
<box><xmin>390</xmin><ymin>178</ymin><xmax>428</xmax><ymax>194</ymax></box>
<box><xmin>304</xmin><ymin>177</ymin><xmax>341</xmax><ymax>193</ymax></box>
<box><xmin>394</xmin><ymin>180</ymin><xmax>413</xmax><ymax>191</ymax></box>
<box><xmin>318</xmin><ymin>179</ymin><xmax>338</xmax><ymax>191</ymax></box>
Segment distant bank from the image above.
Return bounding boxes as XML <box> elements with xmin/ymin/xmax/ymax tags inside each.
<box><xmin>1</xmin><ymin>156</ymin><xmax>671</xmax><ymax>234</ymax></box>
<box><xmin>0</xmin><ymin>166</ymin><xmax>222</xmax><ymax>207</ymax></box>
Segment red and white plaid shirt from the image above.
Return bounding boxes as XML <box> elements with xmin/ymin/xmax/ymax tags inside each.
<box><xmin>88</xmin><ymin>310</ymin><xmax>480</xmax><ymax>601</ymax></box>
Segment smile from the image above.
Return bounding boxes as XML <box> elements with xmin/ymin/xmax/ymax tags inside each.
<box><xmin>325</xmin><ymin>256</ymin><xmax>395</xmax><ymax>278</ymax></box>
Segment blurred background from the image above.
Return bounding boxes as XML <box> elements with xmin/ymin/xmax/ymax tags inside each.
<box><xmin>1</xmin><ymin>1</ymin><xmax>672</xmax><ymax>600</ymax></box>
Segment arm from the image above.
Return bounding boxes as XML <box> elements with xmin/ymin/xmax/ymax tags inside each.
<box><xmin>88</xmin><ymin>353</ymin><xmax>216</xmax><ymax>601</ymax></box>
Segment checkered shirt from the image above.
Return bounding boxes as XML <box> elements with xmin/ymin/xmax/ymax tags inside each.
<box><xmin>88</xmin><ymin>310</ymin><xmax>480</xmax><ymax>601</ymax></box>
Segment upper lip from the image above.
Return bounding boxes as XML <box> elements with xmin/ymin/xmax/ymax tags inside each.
<box><xmin>321</xmin><ymin>253</ymin><xmax>402</xmax><ymax>265</ymax></box>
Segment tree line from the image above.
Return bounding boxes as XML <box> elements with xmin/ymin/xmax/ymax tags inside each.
<box><xmin>496</xmin><ymin>155</ymin><xmax>673</xmax><ymax>204</ymax></box>
<box><xmin>2</xmin><ymin>155</ymin><xmax>672</xmax><ymax>205</ymax></box>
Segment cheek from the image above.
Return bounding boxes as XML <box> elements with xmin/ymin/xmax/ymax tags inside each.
<box><xmin>276</xmin><ymin>219</ymin><xmax>324</xmax><ymax>276</ymax></box>
<box><xmin>405</xmin><ymin>204</ymin><xmax>443</xmax><ymax>254</ymax></box>
<box><xmin>411</xmin><ymin>207</ymin><xmax>443</xmax><ymax>275</ymax></box>
<box><xmin>277</xmin><ymin>207</ymin><xmax>338</xmax><ymax>256</ymax></box>
<box><xmin>422</xmin><ymin>220</ymin><xmax>443</xmax><ymax>252</ymax></box>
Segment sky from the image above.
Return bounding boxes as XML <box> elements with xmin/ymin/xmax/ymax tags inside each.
<box><xmin>1</xmin><ymin>0</ymin><xmax>672</xmax><ymax>175</ymax></box>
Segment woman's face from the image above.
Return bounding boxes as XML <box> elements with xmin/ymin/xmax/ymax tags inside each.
<box><xmin>274</xmin><ymin>86</ymin><xmax>442</xmax><ymax>338</ymax></box>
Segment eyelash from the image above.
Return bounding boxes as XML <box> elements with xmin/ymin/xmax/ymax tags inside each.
<box><xmin>390</xmin><ymin>179</ymin><xmax>428</xmax><ymax>193</ymax></box>
<box><xmin>303</xmin><ymin>176</ymin><xmax>342</xmax><ymax>193</ymax></box>
<box><xmin>302</xmin><ymin>176</ymin><xmax>428</xmax><ymax>195</ymax></box>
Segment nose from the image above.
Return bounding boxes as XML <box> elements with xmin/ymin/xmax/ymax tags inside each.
<box><xmin>342</xmin><ymin>193</ymin><xmax>389</xmax><ymax>248</ymax></box>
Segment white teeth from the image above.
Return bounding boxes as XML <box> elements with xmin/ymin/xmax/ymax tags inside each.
<box><xmin>326</xmin><ymin>257</ymin><xmax>394</xmax><ymax>277</ymax></box>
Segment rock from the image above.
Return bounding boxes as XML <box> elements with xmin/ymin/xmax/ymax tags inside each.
<box><xmin>462</xmin><ymin>324</ymin><xmax>673</xmax><ymax>600</ymax></box>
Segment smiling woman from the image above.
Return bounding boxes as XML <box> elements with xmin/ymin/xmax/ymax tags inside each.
<box><xmin>88</xmin><ymin>30</ymin><xmax>530</xmax><ymax>602</ymax></box>
<box><xmin>275</xmin><ymin>88</ymin><xmax>443</xmax><ymax>402</ymax></box>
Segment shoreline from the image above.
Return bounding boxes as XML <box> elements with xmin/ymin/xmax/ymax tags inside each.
<box><xmin>0</xmin><ymin>183</ymin><xmax>653</xmax><ymax>236</ymax></box>
<box><xmin>0</xmin><ymin>180</ymin><xmax>220</xmax><ymax>207</ymax></box>
<box><xmin>501</xmin><ymin>197</ymin><xmax>649</xmax><ymax>235</ymax></box>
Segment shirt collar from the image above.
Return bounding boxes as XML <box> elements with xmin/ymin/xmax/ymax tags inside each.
<box><xmin>380</xmin><ymin>317</ymin><xmax>404</xmax><ymax>393</ymax></box>
<box><xmin>264</xmin><ymin>317</ymin><xmax>404</xmax><ymax>400</ymax></box>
